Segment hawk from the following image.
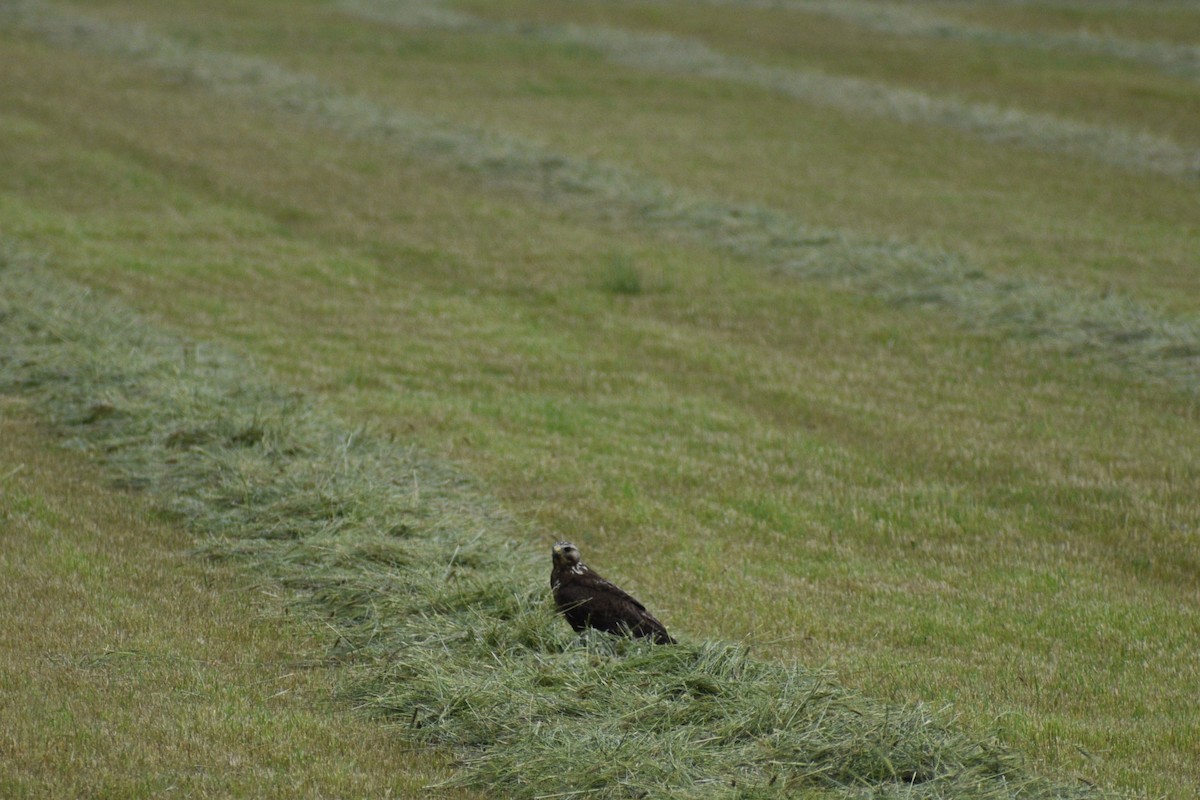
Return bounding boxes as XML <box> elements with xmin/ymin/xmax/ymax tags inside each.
<box><xmin>550</xmin><ymin>541</ymin><xmax>675</xmax><ymax>644</ymax></box>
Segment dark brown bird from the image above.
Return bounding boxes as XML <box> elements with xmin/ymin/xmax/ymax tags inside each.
<box><xmin>550</xmin><ymin>541</ymin><xmax>675</xmax><ymax>644</ymax></box>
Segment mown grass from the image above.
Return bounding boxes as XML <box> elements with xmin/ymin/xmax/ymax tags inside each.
<box><xmin>5</xmin><ymin>1</ymin><xmax>1200</xmax><ymax>377</ymax></box>
<box><xmin>1</xmin><ymin>254</ymin><xmax>1106</xmax><ymax>799</ymax></box>
<box><xmin>943</xmin><ymin>2</ymin><xmax>1200</xmax><ymax>48</ymax></box>
<box><xmin>3</xmin><ymin>1</ymin><xmax>1199</xmax><ymax>797</ymax></box>
<box><xmin>450</xmin><ymin>0</ymin><xmax>1200</xmax><ymax>146</ymax></box>
<box><xmin>793</xmin><ymin>0</ymin><xmax>1200</xmax><ymax>76</ymax></box>
<box><xmin>34</xmin><ymin>0</ymin><xmax>1198</xmax><ymax>316</ymax></box>
<box><xmin>0</xmin><ymin>401</ymin><xmax>473</xmax><ymax>798</ymax></box>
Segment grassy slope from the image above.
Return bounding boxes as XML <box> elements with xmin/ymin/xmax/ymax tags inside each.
<box><xmin>0</xmin><ymin>404</ymin><xmax>471</xmax><ymax>798</ymax></box>
<box><xmin>2</xmin><ymin>0</ymin><xmax>1198</xmax><ymax>796</ymax></box>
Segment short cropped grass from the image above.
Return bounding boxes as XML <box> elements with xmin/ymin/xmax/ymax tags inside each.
<box><xmin>7</xmin><ymin>0</ymin><xmax>1200</xmax><ymax>393</ymax></box>
<box><xmin>341</xmin><ymin>0</ymin><xmax>1200</xmax><ymax>178</ymax></box>
<box><xmin>598</xmin><ymin>0</ymin><xmax>1200</xmax><ymax>84</ymax></box>
<box><xmin>11</xmin><ymin>0</ymin><xmax>1200</xmax><ymax>315</ymax></box>
<box><xmin>0</xmin><ymin>253</ymin><xmax>1108</xmax><ymax>799</ymax></box>
<box><xmin>441</xmin><ymin>0</ymin><xmax>1200</xmax><ymax>153</ymax></box>
<box><xmin>3</xmin><ymin>2</ymin><xmax>1199</xmax><ymax>797</ymax></box>
<box><xmin>946</xmin><ymin>2</ymin><xmax>1200</xmax><ymax>49</ymax></box>
<box><xmin>0</xmin><ymin>406</ymin><xmax>472</xmax><ymax>799</ymax></box>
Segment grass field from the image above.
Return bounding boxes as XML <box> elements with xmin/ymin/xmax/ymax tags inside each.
<box><xmin>0</xmin><ymin>402</ymin><xmax>476</xmax><ymax>798</ymax></box>
<box><xmin>2</xmin><ymin>0</ymin><xmax>1198</xmax><ymax>797</ymax></box>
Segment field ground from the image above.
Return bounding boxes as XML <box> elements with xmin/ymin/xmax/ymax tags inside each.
<box><xmin>2</xmin><ymin>0</ymin><xmax>1198</xmax><ymax>797</ymax></box>
<box><xmin>0</xmin><ymin>403</ymin><xmax>473</xmax><ymax>798</ymax></box>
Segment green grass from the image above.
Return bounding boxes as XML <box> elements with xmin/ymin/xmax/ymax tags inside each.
<box><xmin>4</xmin><ymin>2</ymin><xmax>1199</xmax><ymax>384</ymax></box>
<box><xmin>943</xmin><ymin>2</ymin><xmax>1200</xmax><ymax>48</ymax></box>
<box><xmin>0</xmin><ymin>401</ymin><xmax>473</xmax><ymax>798</ymax></box>
<box><xmin>599</xmin><ymin>251</ymin><xmax>647</xmax><ymax>295</ymax></box>
<box><xmin>2</xmin><ymin>0</ymin><xmax>1199</xmax><ymax>797</ymax></box>
<box><xmin>444</xmin><ymin>0</ymin><xmax>1200</xmax><ymax>149</ymax></box>
<box><xmin>0</xmin><ymin>254</ymin><xmax>1106</xmax><ymax>799</ymax></box>
<box><xmin>30</xmin><ymin>0</ymin><xmax>1197</xmax><ymax>315</ymax></box>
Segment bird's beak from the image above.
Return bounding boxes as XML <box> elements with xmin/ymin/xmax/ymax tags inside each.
<box><xmin>552</xmin><ymin>543</ymin><xmax>562</xmax><ymax>554</ymax></box>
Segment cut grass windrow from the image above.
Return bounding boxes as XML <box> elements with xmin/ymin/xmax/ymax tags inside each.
<box><xmin>338</xmin><ymin>0</ymin><xmax>1200</xmax><ymax>179</ymax></box>
<box><xmin>673</xmin><ymin>0</ymin><xmax>1200</xmax><ymax>83</ymax></box>
<box><xmin>6</xmin><ymin>0</ymin><xmax>1200</xmax><ymax>401</ymax></box>
<box><xmin>0</xmin><ymin>249</ymin><xmax>1115</xmax><ymax>799</ymax></box>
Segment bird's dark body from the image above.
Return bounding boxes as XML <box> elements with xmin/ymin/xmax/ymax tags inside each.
<box><xmin>550</xmin><ymin>541</ymin><xmax>674</xmax><ymax>644</ymax></box>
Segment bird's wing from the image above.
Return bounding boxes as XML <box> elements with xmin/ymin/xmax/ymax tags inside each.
<box><xmin>588</xmin><ymin>577</ymin><xmax>673</xmax><ymax>643</ymax></box>
<box><xmin>582</xmin><ymin>570</ymin><xmax>647</xmax><ymax>612</ymax></box>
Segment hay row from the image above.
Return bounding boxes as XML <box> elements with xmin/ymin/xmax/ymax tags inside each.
<box><xmin>338</xmin><ymin>0</ymin><xmax>1200</xmax><ymax>177</ymax></box>
<box><xmin>0</xmin><ymin>250</ymin><xmax>1112</xmax><ymax>798</ymax></box>
<box><xmin>6</xmin><ymin>0</ymin><xmax>1200</xmax><ymax>401</ymax></box>
<box><xmin>669</xmin><ymin>0</ymin><xmax>1200</xmax><ymax>83</ymax></box>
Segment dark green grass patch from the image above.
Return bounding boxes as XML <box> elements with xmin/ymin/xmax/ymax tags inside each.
<box><xmin>598</xmin><ymin>251</ymin><xmax>646</xmax><ymax>296</ymax></box>
<box><xmin>0</xmin><ymin>252</ymin><xmax>1110</xmax><ymax>798</ymax></box>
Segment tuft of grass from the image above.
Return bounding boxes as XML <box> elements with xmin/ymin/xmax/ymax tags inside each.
<box><xmin>599</xmin><ymin>251</ymin><xmax>644</xmax><ymax>295</ymax></box>
<box><xmin>0</xmin><ymin>251</ymin><xmax>1110</xmax><ymax>799</ymax></box>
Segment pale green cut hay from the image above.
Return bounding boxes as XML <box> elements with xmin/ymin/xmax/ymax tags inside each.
<box><xmin>6</xmin><ymin>0</ymin><xmax>1200</xmax><ymax>401</ymax></box>
<box><xmin>670</xmin><ymin>0</ymin><xmax>1200</xmax><ymax>83</ymax></box>
<box><xmin>8</xmin><ymin>0</ymin><xmax>1198</xmax><ymax>180</ymax></box>
<box><xmin>0</xmin><ymin>250</ymin><xmax>1116</xmax><ymax>799</ymax></box>
<box><xmin>338</xmin><ymin>0</ymin><xmax>1200</xmax><ymax>178</ymax></box>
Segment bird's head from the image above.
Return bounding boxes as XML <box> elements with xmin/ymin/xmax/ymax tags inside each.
<box><xmin>552</xmin><ymin>540</ymin><xmax>581</xmax><ymax>568</ymax></box>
